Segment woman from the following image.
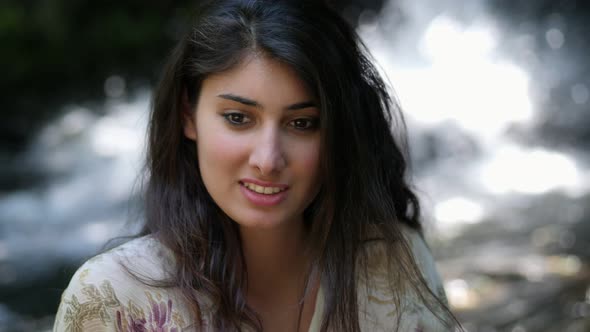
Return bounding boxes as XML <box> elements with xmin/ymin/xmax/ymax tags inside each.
<box><xmin>54</xmin><ymin>0</ymin><xmax>459</xmax><ymax>331</ymax></box>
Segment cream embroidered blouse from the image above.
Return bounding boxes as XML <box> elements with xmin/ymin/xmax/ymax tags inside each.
<box><xmin>53</xmin><ymin>226</ymin><xmax>452</xmax><ymax>331</ymax></box>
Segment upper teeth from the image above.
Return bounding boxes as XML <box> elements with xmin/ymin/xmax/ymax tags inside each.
<box><xmin>243</xmin><ymin>182</ymin><xmax>284</xmax><ymax>194</ymax></box>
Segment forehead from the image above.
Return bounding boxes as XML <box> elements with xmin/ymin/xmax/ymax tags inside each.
<box><xmin>199</xmin><ymin>55</ymin><xmax>314</xmax><ymax>105</ymax></box>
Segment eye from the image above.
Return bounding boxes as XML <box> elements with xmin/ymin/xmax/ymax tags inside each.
<box><xmin>289</xmin><ymin>118</ymin><xmax>319</xmax><ymax>131</ymax></box>
<box><xmin>222</xmin><ymin>112</ymin><xmax>251</xmax><ymax>126</ymax></box>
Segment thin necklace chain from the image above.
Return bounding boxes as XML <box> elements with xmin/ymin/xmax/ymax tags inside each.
<box><xmin>295</xmin><ymin>297</ymin><xmax>304</xmax><ymax>332</ymax></box>
<box><xmin>295</xmin><ymin>265</ymin><xmax>319</xmax><ymax>332</ymax></box>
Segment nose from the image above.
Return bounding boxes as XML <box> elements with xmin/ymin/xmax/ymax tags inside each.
<box><xmin>248</xmin><ymin>127</ymin><xmax>286</xmax><ymax>176</ymax></box>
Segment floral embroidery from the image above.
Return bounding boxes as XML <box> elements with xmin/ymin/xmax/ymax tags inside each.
<box><xmin>55</xmin><ymin>260</ymin><xmax>186</xmax><ymax>332</ymax></box>
<box><xmin>115</xmin><ymin>292</ymin><xmax>184</xmax><ymax>332</ymax></box>
<box><xmin>59</xmin><ymin>278</ymin><xmax>121</xmax><ymax>332</ymax></box>
<box><xmin>57</xmin><ymin>280</ymin><xmax>186</xmax><ymax>332</ymax></box>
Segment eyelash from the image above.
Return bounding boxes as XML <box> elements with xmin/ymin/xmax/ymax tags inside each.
<box><xmin>222</xmin><ymin>112</ymin><xmax>319</xmax><ymax>131</ymax></box>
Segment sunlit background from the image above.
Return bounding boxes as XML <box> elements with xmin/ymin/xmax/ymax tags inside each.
<box><xmin>1</xmin><ymin>1</ymin><xmax>589</xmax><ymax>331</ymax></box>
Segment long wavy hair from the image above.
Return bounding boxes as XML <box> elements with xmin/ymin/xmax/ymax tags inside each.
<box><xmin>139</xmin><ymin>0</ymin><xmax>458</xmax><ymax>330</ymax></box>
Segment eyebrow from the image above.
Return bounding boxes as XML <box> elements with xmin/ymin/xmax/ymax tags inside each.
<box><xmin>217</xmin><ymin>93</ymin><xmax>316</xmax><ymax>110</ymax></box>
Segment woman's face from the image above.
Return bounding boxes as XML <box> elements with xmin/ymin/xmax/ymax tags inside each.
<box><xmin>183</xmin><ymin>55</ymin><xmax>321</xmax><ymax>230</ymax></box>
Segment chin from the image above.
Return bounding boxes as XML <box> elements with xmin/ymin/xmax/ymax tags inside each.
<box><xmin>236</xmin><ymin>218</ymin><xmax>285</xmax><ymax>230</ymax></box>
<box><xmin>232</xmin><ymin>211</ymin><xmax>297</xmax><ymax>230</ymax></box>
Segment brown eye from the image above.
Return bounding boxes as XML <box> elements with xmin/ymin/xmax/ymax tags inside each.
<box><xmin>289</xmin><ymin>118</ymin><xmax>319</xmax><ymax>131</ymax></box>
<box><xmin>222</xmin><ymin>112</ymin><xmax>251</xmax><ymax>126</ymax></box>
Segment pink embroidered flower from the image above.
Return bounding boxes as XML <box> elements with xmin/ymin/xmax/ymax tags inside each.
<box><xmin>116</xmin><ymin>298</ymin><xmax>179</xmax><ymax>332</ymax></box>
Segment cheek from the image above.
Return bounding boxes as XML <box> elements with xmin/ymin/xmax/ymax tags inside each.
<box><xmin>303</xmin><ymin>150</ymin><xmax>320</xmax><ymax>177</ymax></box>
<box><xmin>293</xmin><ymin>141</ymin><xmax>322</xmax><ymax>209</ymax></box>
<box><xmin>292</xmin><ymin>140</ymin><xmax>321</xmax><ymax>181</ymax></box>
<box><xmin>196</xmin><ymin>127</ymin><xmax>248</xmax><ymax>172</ymax></box>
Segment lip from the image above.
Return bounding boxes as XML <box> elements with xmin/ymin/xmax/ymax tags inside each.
<box><xmin>239</xmin><ymin>178</ymin><xmax>289</xmax><ymax>189</ymax></box>
<box><xmin>239</xmin><ymin>179</ymin><xmax>289</xmax><ymax>207</ymax></box>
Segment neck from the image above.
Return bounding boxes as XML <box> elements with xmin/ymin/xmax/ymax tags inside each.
<box><xmin>240</xmin><ymin>221</ymin><xmax>310</xmax><ymax>308</ymax></box>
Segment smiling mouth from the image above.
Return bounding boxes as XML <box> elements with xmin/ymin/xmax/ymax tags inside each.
<box><xmin>240</xmin><ymin>181</ymin><xmax>287</xmax><ymax>195</ymax></box>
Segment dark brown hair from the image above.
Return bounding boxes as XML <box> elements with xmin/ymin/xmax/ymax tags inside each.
<box><xmin>138</xmin><ymin>0</ymin><xmax>459</xmax><ymax>330</ymax></box>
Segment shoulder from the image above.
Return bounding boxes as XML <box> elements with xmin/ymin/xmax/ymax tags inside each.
<box><xmin>400</xmin><ymin>225</ymin><xmax>448</xmax><ymax>300</ymax></box>
<box><xmin>360</xmin><ymin>224</ymin><xmax>447</xmax><ymax>299</ymax></box>
<box><xmin>357</xmin><ymin>224</ymin><xmax>453</xmax><ymax>331</ymax></box>
<box><xmin>53</xmin><ymin>236</ymin><xmax>192</xmax><ymax>332</ymax></box>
